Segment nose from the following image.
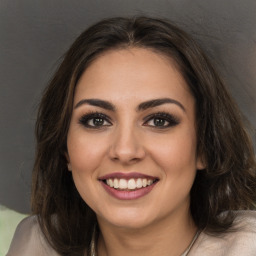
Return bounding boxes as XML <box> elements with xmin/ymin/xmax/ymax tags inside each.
<box><xmin>108</xmin><ymin>125</ymin><xmax>146</xmax><ymax>165</ymax></box>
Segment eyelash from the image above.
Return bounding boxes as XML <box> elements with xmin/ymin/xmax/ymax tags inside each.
<box><xmin>143</xmin><ymin>112</ymin><xmax>180</xmax><ymax>128</ymax></box>
<box><xmin>79</xmin><ymin>111</ymin><xmax>112</xmax><ymax>129</ymax></box>
<box><xmin>78</xmin><ymin>111</ymin><xmax>180</xmax><ymax>129</ymax></box>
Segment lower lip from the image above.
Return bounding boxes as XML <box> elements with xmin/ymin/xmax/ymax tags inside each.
<box><xmin>100</xmin><ymin>181</ymin><xmax>157</xmax><ymax>200</ymax></box>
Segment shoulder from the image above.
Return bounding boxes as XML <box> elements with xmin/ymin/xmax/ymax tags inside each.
<box><xmin>233</xmin><ymin>210</ymin><xmax>256</xmax><ymax>227</ymax></box>
<box><xmin>6</xmin><ymin>216</ymin><xmax>60</xmax><ymax>256</ymax></box>
<box><xmin>190</xmin><ymin>211</ymin><xmax>256</xmax><ymax>256</ymax></box>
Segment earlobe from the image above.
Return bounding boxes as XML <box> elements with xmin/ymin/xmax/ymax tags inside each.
<box><xmin>196</xmin><ymin>155</ymin><xmax>206</xmax><ymax>170</ymax></box>
<box><xmin>67</xmin><ymin>163</ymin><xmax>72</xmax><ymax>171</ymax></box>
<box><xmin>65</xmin><ymin>152</ymin><xmax>72</xmax><ymax>171</ymax></box>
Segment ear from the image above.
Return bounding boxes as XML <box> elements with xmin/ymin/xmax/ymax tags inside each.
<box><xmin>196</xmin><ymin>154</ymin><xmax>206</xmax><ymax>170</ymax></box>
<box><xmin>67</xmin><ymin>163</ymin><xmax>72</xmax><ymax>171</ymax></box>
<box><xmin>65</xmin><ymin>152</ymin><xmax>72</xmax><ymax>171</ymax></box>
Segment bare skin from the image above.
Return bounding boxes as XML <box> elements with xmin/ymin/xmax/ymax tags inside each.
<box><xmin>97</xmin><ymin>203</ymin><xmax>197</xmax><ymax>256</ymax></box>
<box><xmin>67</xmin><ymin>48</ymin><xmax>204</xmax><ymax>256</ymax></box>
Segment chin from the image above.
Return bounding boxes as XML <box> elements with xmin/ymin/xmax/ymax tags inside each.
<box><xmin>97</xmin><ymin>207</ymin><xmax>159</xmax><ymax>230</ymax></box>
<box><xmin>108</xmin><ymin>217</ymin><xmax>152</xmax><ymax>230</ymax></box>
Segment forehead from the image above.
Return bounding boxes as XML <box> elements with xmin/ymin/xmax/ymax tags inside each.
<box><xmin>74</xmin><ymin>47</ymin><xmax>193</xmax><ymax>107</ymax></box>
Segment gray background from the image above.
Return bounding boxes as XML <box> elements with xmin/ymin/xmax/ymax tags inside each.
<box><xmin>1</xmin><ymin>0</ymin><xmax>255</xmax><ymax>214</ymax></box>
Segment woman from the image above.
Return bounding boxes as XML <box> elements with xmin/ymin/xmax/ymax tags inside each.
<box><xmin>7</xmin><ymin>16</ymin><xmax>256</xmax><ymax>256</ymax></box>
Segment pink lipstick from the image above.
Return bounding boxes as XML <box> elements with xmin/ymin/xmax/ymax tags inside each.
<box><xmin>98</xmin><ymin>172</ymin><xmax>159</xmax><ymax>200</ymax></box>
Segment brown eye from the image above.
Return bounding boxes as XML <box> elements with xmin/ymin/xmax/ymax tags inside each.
<box><xmin>89</xmin><ymin>117</ymin><xmax>105</xmax><ymax>127</ymax></box>
<box><xmin>79</xmin><ymin>112</ymin><xmax>112</xmax><ymax>128</ymax></box>
<box><xmin>143</xmin><ymin>112</ymin><xmax>180</xmax><ymax>129</ymax></box>
<box><xmin>146</xmin><ymin>117</ymin><xmax>170</xmax><ymax>127</ymax></box>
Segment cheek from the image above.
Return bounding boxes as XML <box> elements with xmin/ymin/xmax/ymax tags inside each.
<box><xmin>66</xmin><ymin>132</ymin><xmax>108</xmax><ymax>207</ymax></box>
<box><xmin>148</xmin><ymin>129</ymin><xmax>198</xmax><ymax>171</ymax></box>
<box><xmin>67</xmin><ymin>132</ymin><xmax>108</xmax><ymax>174</ymax></box>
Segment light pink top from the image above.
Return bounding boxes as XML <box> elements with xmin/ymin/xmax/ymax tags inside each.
<box><xmin>7</xmin><ymin>211</ymin><xmax>256</xmax><ymax>255</ymax></box>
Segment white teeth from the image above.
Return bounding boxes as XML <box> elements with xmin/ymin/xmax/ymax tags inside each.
<box><xmin>136</xmin><ymin>178</ymin><xmax>143</xmax><ymax>188</ymax></box>
<box><xmin>109</xmin><ymin>179</ymin><xmax>114</xmax><ymax>187</ymax></box>
<box><xmin>113</xmin><ymin>178</ymin><xmax>119</xmax><ymax>189</ymax></box>
<box><xmin>105</xmin><ymin>178</ymin><xmax>155</xmax><ymax>190</ymax></box>
<box><xmin>127</xmin><ymin>179</ymin><xmax>136</xmax><ymax>189</ymax></box>
<box><xmin>119</xmin><ymin>179</ymin><xmax>128</xmax><ymax>189</ymax></box>
<box><xmin>147</xmin><ymin>180</ymin><xmax>153</xmax><ymax>185</ymax></box>
<box><xmin>142</xmin><ymin>178</ymin><xmax>147</xmax><ymax>187</ymax></box>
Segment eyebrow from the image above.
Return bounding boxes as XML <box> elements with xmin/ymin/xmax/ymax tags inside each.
<box><xmin>75</xmin><ymin>99</ymin><xmax>116</xmax><ymax>111</ymax></box>
<box><xmin>74</xmin><ymin>98</ymin><xmax>185</xmax><ymax>112</ymax></box>
<box><xmin>137</xmin><ymin>98</ymin><xmax>186</xmax><ymax>112</ymax></box>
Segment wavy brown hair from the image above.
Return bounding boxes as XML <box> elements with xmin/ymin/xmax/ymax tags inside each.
<box><xmin>31</xmin><ymin>16</ymin><xmax>256</xmax><ymax>255</ymax></box>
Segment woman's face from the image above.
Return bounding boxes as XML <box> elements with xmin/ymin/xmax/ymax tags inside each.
<box><xmin>67</xmin><ymin>48</ymin><xmax>204</xmax><ymax>229</ymax></box>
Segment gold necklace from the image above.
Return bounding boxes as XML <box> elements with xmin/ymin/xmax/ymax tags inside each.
<box><xmin>89</xmin><ymin>227</ymin><xmax>200</xmax><ymax>256</ymax></box>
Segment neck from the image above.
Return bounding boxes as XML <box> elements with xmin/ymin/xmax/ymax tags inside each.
<box><xmin>96</xmin><ymin>208</ymin><xmax>197</xmax><ymax>256</ymax></box>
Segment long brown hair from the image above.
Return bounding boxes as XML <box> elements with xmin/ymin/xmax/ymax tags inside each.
<box><xmin>31</xmin><ymin>16</ymin><xmax>256</xmax><ymax>255</ymax></box>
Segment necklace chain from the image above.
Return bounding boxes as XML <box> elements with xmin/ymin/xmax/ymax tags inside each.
<box><xmin>89</xmin><ymin>227</ymin><xmax>200</xmax><ymax>256</ymax></box>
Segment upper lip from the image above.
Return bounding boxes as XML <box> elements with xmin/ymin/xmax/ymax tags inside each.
<box><xmin>98</xmin><ymin>172</ymin><xmax>159</xmax><ymax>180</ymax></box>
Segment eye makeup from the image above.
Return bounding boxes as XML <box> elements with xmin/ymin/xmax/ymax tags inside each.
<box><xmin>143</xmin><ymin>112</ymin><xmax>180</xmax><ymax>129</ymax></box>
<box><xmin>78</xmin><ymin>110</ymin><xmax>180</xmax><ymax>130</ymax></box>
<box><xmin>78</xmin><ymin>111</ymin><xmax>112</xmax><ymax>129</ymax></box>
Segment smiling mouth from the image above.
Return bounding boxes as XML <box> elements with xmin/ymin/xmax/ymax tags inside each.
<box><xmin>99</xmin><ymin>173</ymin><xmax>159</xmax><ymax>199</ymax></box>
<box><xmin>103</xmin><ymin>178</ymin><xmax>159</xmax><ymax>191</ymax></box>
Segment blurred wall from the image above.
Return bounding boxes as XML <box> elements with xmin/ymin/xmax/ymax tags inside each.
<box><xmin>0</xmin><ymin>0</ymin><xmax>255</xmax><ymax>213</ymax></box>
